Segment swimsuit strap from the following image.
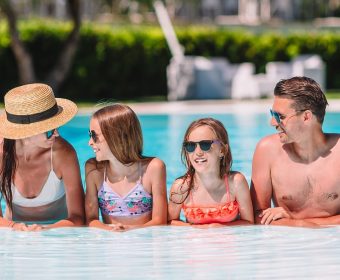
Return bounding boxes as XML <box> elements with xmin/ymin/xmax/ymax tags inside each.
<box><xmin>50</xmin><ymin>146</ymin><xmax>53</xmax><ymax>171</ymax></box>
<box><xmin>224</xmin><ymin>175</ymin><xmax>231</xmax><ymax>202</ymax></box>
<box><xmin>137</xmin><ymin>161</ymin><xmax>143</xmax><ymax>184</ymax></box>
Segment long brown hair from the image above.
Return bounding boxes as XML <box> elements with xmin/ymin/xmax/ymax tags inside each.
<box><xmin>0</xmin><ymin>139</ymin><xmax>17</xmax><ymax>210</ymax></box>
<box><xmin>170</xmin><ymin>118</ymin><xmax>232</xmax><ymax>204</ymax></box>
<box><xmin>92</xmin><ymin>104</ymin><xmax>150</xmax><ymax>165</ymax></box>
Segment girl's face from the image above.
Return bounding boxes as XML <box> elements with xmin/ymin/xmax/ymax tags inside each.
<box><xmin>89</xmin><ymin>118</ymin><xmax>112</xmax><ymax>162</ymax></box>
<box><xmin>185</xmin><ymin>125</ymin><xmax>224</xmax><ymax>175</ymax></box>
<box><xmin>25</xmin><ymin>128</ymin><xmax>59</xmax><ymax>148</ymax></box>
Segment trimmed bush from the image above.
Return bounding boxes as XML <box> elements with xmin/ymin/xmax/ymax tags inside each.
<box><xmin>1</xmin><ymin>20</ymin><xmax>340</xmax><ymax>100</ymax></box>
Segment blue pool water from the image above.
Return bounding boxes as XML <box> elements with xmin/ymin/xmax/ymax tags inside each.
<box><xmin>60</xmin><ymin>111</ymin><xmax>340</xmax><ymax>186</ymax></box>
<box><xmin>1</xmin><ymin>111</ymin><xmax>340</xmax><ymax>279</ymax></box>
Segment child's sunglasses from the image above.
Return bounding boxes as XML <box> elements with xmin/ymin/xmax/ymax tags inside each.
<box><xmin>183</xmin><ymin>140</ymin><xmax>220</xmax><ymax>153</ymax></box>
<box><xmin>46</xmin><ymin>128</ymin><xmax>56</xmax><ymax>139</ymax></box>
<box><xmin>88</xmin><ymin>130</ymin><xmax>98</xmax><ymax>143</ymax></box>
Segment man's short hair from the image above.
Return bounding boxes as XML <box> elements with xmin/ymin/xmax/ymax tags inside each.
<box><xmin>274</xmin><ymin>76</ymin><xmax>328</xmax><ymax>124</ymax></box>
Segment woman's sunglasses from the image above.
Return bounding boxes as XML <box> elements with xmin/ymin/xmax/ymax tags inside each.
<box><xmin>46</xmin><ymin>128</ymin><xmax>56</xmax><ymax>139</ymax></box>
<box><xmin>183</xmin><ymin>140</ymin><xmax>220</xmax><ymax>153</ymax></box>
<box><xmin>88</xmin><ymin>130</ymin><xmax>98</xmax><ymax>143</ymax></box>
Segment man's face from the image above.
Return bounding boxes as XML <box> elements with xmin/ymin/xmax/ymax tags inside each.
<box><xmin>270</xmin><ymin>97</ymin><xmax>305</xmax><ymax>144</ymax></box>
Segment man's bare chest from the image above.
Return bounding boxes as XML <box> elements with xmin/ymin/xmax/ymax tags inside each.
<box><xmin>271</xmin><ymin>160</ymin><xmax>340</xmax><ymax>214</ymax></box>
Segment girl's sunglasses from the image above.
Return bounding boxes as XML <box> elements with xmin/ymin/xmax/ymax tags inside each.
<box><xmin>46</xmin><ymin>128</ymin><xmax>56</xmax><ymax>139</ymax></box>
<box><xmin>183</xmin><ymin>140</ymin><xmax>220</xmax><ymax>153</ymax></box>
<box><xmin>89</xmin><ymin>130</ymin><xmax>98</xmax><ymax>143</ymax></box>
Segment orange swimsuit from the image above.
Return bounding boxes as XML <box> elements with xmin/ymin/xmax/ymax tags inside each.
<box><xmin>182</xmin><ymin>176</ymin><xmax>239</xmax><ymax>224</ymax></box>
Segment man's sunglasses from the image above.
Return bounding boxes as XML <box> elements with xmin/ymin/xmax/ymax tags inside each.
<box><xmin>270</xmin><ymin>109</ymin><xmax>306</xmax><ymax>125</ymax></box>
<box><xmin>46</xmin><ymin>128</ymin><xmax>56</xmax><ymax>139</ymax></box>
<box><xmin>89</xmin><ymin>130</ymin><xmax>99</xmax><ymax>143</ymax></box>
<box><xmin>183</xmin><ymin>140</ymin><xmax>220</xmax><ymax>153</ymax></box>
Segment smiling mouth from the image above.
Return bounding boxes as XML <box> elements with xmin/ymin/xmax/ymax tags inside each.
<box><xmin>195</xmin><ymin>158</ymin><xmax>207</xmax><ymax>163</ymax></box>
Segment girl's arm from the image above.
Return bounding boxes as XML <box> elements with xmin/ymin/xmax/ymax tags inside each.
<box><xmin>168</xmin><ymin>179</ymin><xmax>191</xmax><ymax>226</ymax></box>
<box><xmin>233</xmin><ymin>172</ymin><xmax>254</xmax><ymax>224</ymax></box>
<box><xmin>45</xmin><ymin>139</ymin><xmax>85</xmax><ymax>229</ymax></box>
<box><xmin>85</xmin><ymin>160</ymin><xmax>113</xmax><ymax>231</ymax></box>
<box><xmin>136</xmin><ymin>158</ymin><xmax>168</xmax><ymax>227</ymax></box>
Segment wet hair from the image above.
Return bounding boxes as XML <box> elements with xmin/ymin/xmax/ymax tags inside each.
<box><xmin>0</xmin><ymin>139</ymin><xmax>17</xmax><ymax>210</ymax></box>
<box><xmin>170</xmin><ymin>117</ymin><xmax>232</xmax><ymax>204</ymax></box>
<box><xmin>274</xmin><ymin>76</ymin><xmax>328</xmax><ymax>124</ymax></box>
<box><xmin>92</xmin><ymin>104</ymin><xmax>149</xmax><ymax>165</ymax></box>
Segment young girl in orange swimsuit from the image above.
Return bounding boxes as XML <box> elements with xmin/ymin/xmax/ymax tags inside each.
<box><xmin>168</xmin><ymin>118</ymin><xmax>254</xmax><ymax>227</ymax></box>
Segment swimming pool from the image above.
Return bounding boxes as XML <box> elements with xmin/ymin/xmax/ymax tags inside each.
<box><xmin>1</xmin><ymin>110</ymin><xmax>340</xmax><ymax>279</ymax></box>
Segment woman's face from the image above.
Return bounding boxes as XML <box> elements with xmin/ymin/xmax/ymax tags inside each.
<box><xmin>89</xmin><ymin>117</ymin><xmax>112</xmax><ymax>162</ymax></box>
<box><xmin>185</xmin><ymin>125</ymin><xmax>224</xmax><ymax>175</ymax></box>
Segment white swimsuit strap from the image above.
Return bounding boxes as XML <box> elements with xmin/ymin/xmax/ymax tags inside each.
<box><xmin>50</xmin><ymin>146</ymin><xmax>53</xmax><ymax>171</ymax></box>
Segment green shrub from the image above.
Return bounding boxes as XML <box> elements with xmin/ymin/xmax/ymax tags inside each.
<box><xmin>1</xmin><ymin>20</ymin><xmax>340</xmax><ymax>100</ymax></box>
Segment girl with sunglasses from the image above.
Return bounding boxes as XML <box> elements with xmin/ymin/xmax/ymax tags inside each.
<box><xmin>0</xmin><ymin>83</ymin><xmax>85</xmax><ymax>230</ymax></box>
<box><xmin>168</xmin><ymin>118</ymin><xmax>254</xmax><ymax>227</ymax></box>
<box><xmin>85</xmin><ymin>104</ymin><xmax>167</xmax><ymax>231</ymax></box>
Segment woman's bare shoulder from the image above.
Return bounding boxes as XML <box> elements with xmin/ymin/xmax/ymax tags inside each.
<box><xmin>53</xmin><ymin>137</ymin><xmax>76</xmax><ymax>156</ymax></box>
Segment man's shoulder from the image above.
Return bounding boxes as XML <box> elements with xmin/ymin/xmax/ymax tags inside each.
<box><xmin>256</xmin><ymin>134</ymin><xmax>281</xmax><ymax>151</ymax></box>
<box><xmin>327</xmin><ymin>133</ymin><xmax>340</xmax><ymax>143</ymax></box>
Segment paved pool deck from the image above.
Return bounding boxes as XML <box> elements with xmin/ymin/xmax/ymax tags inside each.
<box><xmin>78</xmin><ymin>99</ymin><xmax>340</xmax><ymax>115</ymax></box>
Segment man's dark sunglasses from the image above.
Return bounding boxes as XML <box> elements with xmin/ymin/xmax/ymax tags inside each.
<box><xmin>183</xmin><ymin>140</ymin><xmax>220</xmax><ymax>153</ymax></box>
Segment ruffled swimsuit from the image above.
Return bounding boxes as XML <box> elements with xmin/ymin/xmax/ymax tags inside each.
<box><xmin>182</xmin><ymin>176</ymin><xmax>239</xmax><ymax>224</ymax></box>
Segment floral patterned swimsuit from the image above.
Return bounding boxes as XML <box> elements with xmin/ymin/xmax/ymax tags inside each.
<box><xmin>98</xmin><ymin>163</ymin><xmax>152</xmax><ymax>217</ymax></box>
<box><xmin>182</xmin><ymin>175</ymin><xmax>239</xmax><ymax>224</ymax></box>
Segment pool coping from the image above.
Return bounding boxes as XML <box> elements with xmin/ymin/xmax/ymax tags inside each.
<box><xmin>77</xmin><ymin>99</ymin><xmax>340</xmax><ymax>115</ymax></box>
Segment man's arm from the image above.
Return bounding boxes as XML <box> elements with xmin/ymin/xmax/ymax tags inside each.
<box><xmin>304</xmin><ymin>215</ymin><xmax>340</xmax><ymax>225</ymax></box>
<box><xmin>250</xmin><ymin>137</ymin><xmax>274</xmax><ymax>224</ymax></box>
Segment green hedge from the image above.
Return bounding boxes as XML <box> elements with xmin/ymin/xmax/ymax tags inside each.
<box><xmin>1</xmin><ymin>20</ymin><xmax>340</xmax><ymax>101</ymax></box>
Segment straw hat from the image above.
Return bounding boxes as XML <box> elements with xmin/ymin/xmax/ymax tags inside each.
<box><xmin>0</xmin><ymin>83</ymin><xmax>77</xmax><ymax>139</ymax></box>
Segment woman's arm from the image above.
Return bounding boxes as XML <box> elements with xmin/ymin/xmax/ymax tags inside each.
<box><xmin>0</xmin><ymin>208</ymin><xmax>30</xmax><ymax>230</ymax></box>
<box><xmin>45</xmin><ymin>138</ymin><xmax>85</xmax><ymax>229</ymax></box>
<box><xmin>85</xmin><ymin>160</ymin><xmax>113</xmax><ymax>231</ymax></box>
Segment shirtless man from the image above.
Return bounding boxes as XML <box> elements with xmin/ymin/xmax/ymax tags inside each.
<box><xmin>250</xmin><ymin>76</ymin><xmax>340</xmax><ymax>226</ymax></box>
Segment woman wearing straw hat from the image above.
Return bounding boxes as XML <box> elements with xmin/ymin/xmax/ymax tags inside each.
<box><xmin>0</xmin><ymin>83</ymin><xmax>85</xmax><ymax>230</ymax></box>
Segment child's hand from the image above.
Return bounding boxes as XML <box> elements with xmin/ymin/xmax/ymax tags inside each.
<box><xmin>111</xmin><ymin>223</ymin><xmax>130</xmax><ymax>232</ymax></box>
<box><xmin>259</xmin><ymin>207</ymin><xmax>291</xmax><ymax>225</ymax></box>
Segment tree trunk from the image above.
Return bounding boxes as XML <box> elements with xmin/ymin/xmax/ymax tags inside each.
<box><xmin>0</xmin><ymin>0</ymin><xmax>81</xmax><ymax>94</ymax></box>
<box><xmin>0</xmin><ymin>0</ymin><xmax>36</xmax><ymax>84</ymax></box>
<box><xmin>46</xmin><ymin>0</ymin><xmax>81</xmax><ymax>94</ymax></box>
